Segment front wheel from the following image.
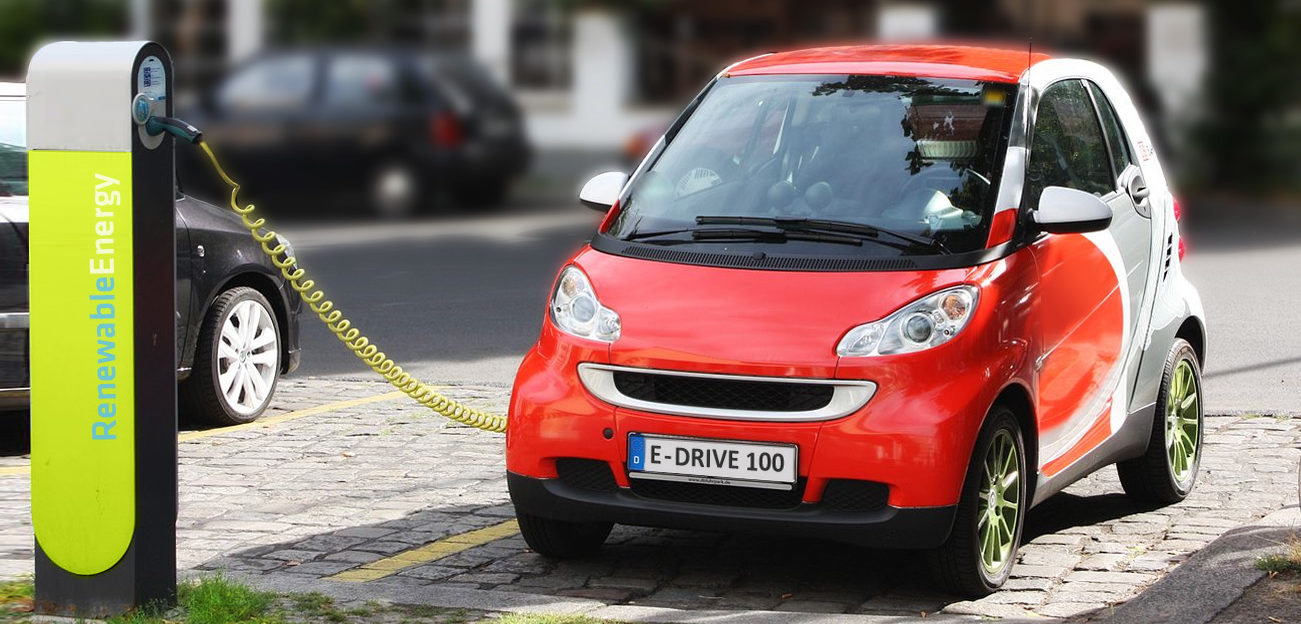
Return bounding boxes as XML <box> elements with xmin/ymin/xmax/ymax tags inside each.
<box><xmin>516</xmin><ymin>513</ymin><xmax>612</xmax><ymax>558</ymax></box>
<box><xmin>930</xmin><ymin>406</ymin><xmax>1028</xmax><ymax>596</ymax></box>
<box><xmin>1117</xmin><ymin>338</ymin><xmax>1203</xmax><ymax>504</ymax></box>
<box><xmin>181</xmin><ymin>287</ymin><xmax>282</xmax><ymax>426</ymax></box>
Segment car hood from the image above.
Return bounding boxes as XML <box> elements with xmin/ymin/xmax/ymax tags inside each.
<box><xmin>573</xmin><ymin>246</ymin><xmax>973</xmax><ymax>378</ymax></box>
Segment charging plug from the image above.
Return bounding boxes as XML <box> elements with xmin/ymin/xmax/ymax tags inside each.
<box><xmin>144</xmin><ymin>116</ymin><xmax>203</xmax><ymax>144</ymax></box>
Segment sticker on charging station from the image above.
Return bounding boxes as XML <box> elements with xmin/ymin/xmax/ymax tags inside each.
<box><xmin>29</xmin><ymin>150</ymin><xmax>135</xmax><ymax>576</ymax></box>
<box><xmin>137</xmin><ymin>55</ymin><xmax>166</xmax><ymax>101</ymax></box>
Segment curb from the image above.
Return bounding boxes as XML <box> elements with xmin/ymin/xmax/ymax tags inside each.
<box><xmin>1095</xmin><ymin>507</ymin><xmax>1300</xmax><ymax>624</ymax></box>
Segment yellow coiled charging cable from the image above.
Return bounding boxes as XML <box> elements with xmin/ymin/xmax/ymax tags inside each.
<box><xmin>197</xmin><ymin>139</ymin><xmax>509</xmax><ymax>433</ymax></box>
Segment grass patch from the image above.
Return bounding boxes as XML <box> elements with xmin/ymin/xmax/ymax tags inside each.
<box><xmin>1256</xmin><ymin>536</ymin><xmax>1301</xmax><ymax>575</ymax></box>
<box><xmin>178</xmin><ymin>576</ymin><xmax>280</xmax><ymax>624</ymax></box>
<box><xmin>1</xmin><ymin>577</ymin><xmax>34</xmax><ymax>618</ymax></box>
<box><xmin>0</xmin><ymin>575</ymin><xmax>615</xmax><ymax>624</ymax></box>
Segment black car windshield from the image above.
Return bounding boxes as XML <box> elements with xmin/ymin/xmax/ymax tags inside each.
<box><xmin>0</xmin><ymin>98</ymin><xmax>25</xmax><ymax>196</ymax></box>
<box><xmin>605</xmin><ymin>75</ymin><xmax>1017</xmax><ymax>256</ymax></box>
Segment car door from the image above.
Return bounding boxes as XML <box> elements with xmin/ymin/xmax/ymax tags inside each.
<box><xmin>1085</xmin><ymin>81</ymin><xmax>1155</xmax><ymax>400</ymax></box>
<box><xmin>1023</xmin><ymin>79</ymin><xmax>1134</xmax><ymax>475</ymax></box>
<box><xmin>203</xmin><ymin>53</ymin><xmax>320</xmax><ymax>194</ymax></box>
<box><xmin>175</xmin><ymin>203</ymin><xmax>192</xmax><ymax>372</ymax></box>
<box><xmin>0</xmin><ymin>204</ymin><xmax>27</xmax><ymax>397</ymax></box>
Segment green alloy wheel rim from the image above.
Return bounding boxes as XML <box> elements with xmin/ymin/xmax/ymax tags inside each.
<box><xmin>1166</xmin><ymin>359</ymin><xmax>1200</xmax><ymax>488</ymax></box>
<box><xmin>978</xmin><ymin>429</ymin><xmax>1021</xmax><ymax>578</ymax></box>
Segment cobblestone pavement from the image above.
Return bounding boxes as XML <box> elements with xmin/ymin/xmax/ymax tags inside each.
<box><xmin>1</xmin><ymin>378</ymin><xmax>1298</xmax><ymax>621</ymax></box>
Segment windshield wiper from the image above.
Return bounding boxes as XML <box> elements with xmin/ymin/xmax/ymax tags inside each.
<box><xmin>695</xmin><ymin>215</ymin><xmax>951</xmax><ymax>254</ymax></box>
<box><xmin>622</xmin><ymin>225</ymin><xmax>861</xmax><ymax>246</ymax></box>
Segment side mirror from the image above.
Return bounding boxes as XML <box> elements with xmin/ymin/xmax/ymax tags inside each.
<box><xmin>1034</xmin><ymin>186</ymin><xmax>1112</xmax><ymax>234</ymax></box>
<box><xmin>579</xmin><ymin>171</ymin><xmax>628</xmax><ymax>212</ymax></box>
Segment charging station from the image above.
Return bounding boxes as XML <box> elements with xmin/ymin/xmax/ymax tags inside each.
<box><xmin>26</xmin><ymin>41</ymin><xmax>178</xmax><ymax>616</ymax></box>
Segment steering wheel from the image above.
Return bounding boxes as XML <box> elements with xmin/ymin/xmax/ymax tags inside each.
<box><xmin>898</xmin><ymin>166</ymin><xmax>992</xmax><ymax>201</ymax></box>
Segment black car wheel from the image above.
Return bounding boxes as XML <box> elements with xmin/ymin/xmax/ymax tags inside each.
<box><xmin>929</xmin><ymin>406</ymin><xmax>1028</xmax><ymax>597</ymax></box>
<box><xmin>371</xmin><ymin>161</ymin><xmax>423</xmax><ymax>218</ymax></box>
<box><xmin>181</xmin><ymin>286</ymin><xmax>281</xmax><ymax>425</ymax></box>
<box><xmin>1117</xmin><ymin>338</ymin><xmax>1203</xmax><ymax>504</ymax></box>
<box><xmin>516</xmin><ymin>513</ymin><xmax>612</xmax><ymax>558</ymax></box>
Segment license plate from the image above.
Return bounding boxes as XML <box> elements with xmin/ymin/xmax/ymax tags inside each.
<box><xmin>627</xmin><ymin>433</ymin><xmax>798</xmax><ymax>490</ymax></box>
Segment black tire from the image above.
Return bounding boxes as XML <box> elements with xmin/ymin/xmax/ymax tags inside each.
<box><xmin>516</xmin><ymin>513</ymin><xmax>612</xmax><ymax>558</ymax></box>
<box><xmin>180</xmin><ymin>287</ymin><xmax>281</xmax><ymax>426</ymax></box>
<box><xmin>929</xmin><ymin>406</ymin><xmax>1028</xmax><ymax>597</ymax></box>
<box><xmin>1117</xmin><ymin>338</ymin><xmax>1203</xmax><ymax>504</ymax></box>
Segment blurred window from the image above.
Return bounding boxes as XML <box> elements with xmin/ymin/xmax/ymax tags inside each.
<box><xmin>1087</xmin><ymin>82</ymin><xmax>1134</xmax><ymax>178</ymax></box>
<box><xmin>0</xmin><ymin>98</ymin><xmax>27</xmax><ymax>196</ymax></box>
<box><xmin>1026</xmin><ymin>80</ymin><xmax>1114</xmax><ymax>206</ymax></box>
<box><xmin>511</xmin><ymin>0</ymin><xmax>571</xmax><ymax>90</ymax></box>
<box><xmin>323</xmin><ymin>55</ymin><xmax>401</xmax><ymax>109</ymax></box>
<box><xmin>217</xmin><ymin>54</ymin><xmax>315</xmax><ymax>112</ymax></box>
<box><xmin>607</xmin><ymin>75</ymin><xmax>1018</xmax><ymax>257</ymax></box>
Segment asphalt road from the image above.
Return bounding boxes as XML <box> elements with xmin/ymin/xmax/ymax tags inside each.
<box><xmin>279</xmin><ymin>203</ymin><xmax>1300</xmax><ymax>414</ymax></box>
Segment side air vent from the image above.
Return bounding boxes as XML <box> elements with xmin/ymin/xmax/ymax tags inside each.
<box><xmin>1162</xmin><ymin>233</ymin><xmax>1174</xmax><ymax>281</ymax></box>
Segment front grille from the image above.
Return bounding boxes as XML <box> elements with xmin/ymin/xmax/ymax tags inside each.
<box><xmin>629</xmin><ymin>478</ymin><xmax>807</xmax><ymax>509</ymax></box>
<box><xmin>556</xmin><ymin>458</ymin><xmax>618</xmax><ymax>492</ymax></box>
<box><xmin>612</xmin><ymin>371</ymin><xmax>834</xmax><ymax>413</ymax></box>
<box><xmin>820</xmin><ymin>479</ymin><xmax>889</xmax><ymax>511</ymax></box>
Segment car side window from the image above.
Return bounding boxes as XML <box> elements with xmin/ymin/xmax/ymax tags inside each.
<box><xmin>1087</xmin><ymin>82</ymin><xmax>1134</xmax><ymax>179</ymax></box>
<box><xmin>217</xmin><ymin>55</ymin><xmax>315</xmax><ymax>113</ymax></box>
<box><xmin>1025</xmin><ymin>80</ymin><xmax>1114</xmax><ymax>208</ymax></box>
<box><xmin>323</xmin><ymin>55</ymin><xmax>400</xmax><ymax>110</ymax></box>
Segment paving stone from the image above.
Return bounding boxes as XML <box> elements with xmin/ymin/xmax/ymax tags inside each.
<box><xmin>1077</xmin><ymin>553</ymin><xmax>1128</xmax><ymax>570</ymax></box>
<box><xmin>557</xmin><ymin>587</ymin><xmax>635</xmax><ymax>602</ymax></box>
<box><xmin>1064</xmin><ymin>570</ymin><xmax>1156</xmax><ymax>585</ymax></box>
<box><xmin>1038</xmin><ymin>601</ymin><xmax>1106</xmax><ymax>618</ymax></box>
<box><xmin>773</xmin><ymin>600</ymin><xmax>848</xmax><ymax>613</ymax></box>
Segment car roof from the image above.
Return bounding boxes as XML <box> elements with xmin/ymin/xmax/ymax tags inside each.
<box><xmin>727</xmin><ymin>44</ymin><xmax>1052</xmax><ymax>83</ymax></box>
<box><xmin>0</xmin><ymin>82</ymin><xmax>24</xmax><ymax>97</ymax></box>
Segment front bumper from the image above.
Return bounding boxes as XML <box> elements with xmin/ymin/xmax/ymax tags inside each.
<box><xmin>508</xmin><ymin>471</ymin><xmax>956</xmax><ymax>548</ymax></box>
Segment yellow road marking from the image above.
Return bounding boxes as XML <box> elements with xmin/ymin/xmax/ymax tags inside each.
<box><xmin>328</xmin><ymin>519</ymin><xmax>520</xmax><ymax>583</ymax></box>
<box><xmin>0</xmin><ymin>390</ymin><xmax>408</xmax><ymax>478</ymax></box>
<box><xmin>177</xmin><ymin>390</ymin><xmax>406</xmax><ymax>442</ymax></box>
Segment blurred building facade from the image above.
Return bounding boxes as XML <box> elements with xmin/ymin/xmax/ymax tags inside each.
<box><xmin>137</xmin><ymin>0</ymin><xmax>1207</xmax><ymax>151</ymax></box>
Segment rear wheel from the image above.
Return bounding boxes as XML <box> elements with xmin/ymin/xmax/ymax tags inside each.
<box><xmin>1117</xmin><ymin>338</ymin><xmax>1203</xmax><ymax>504</ymax></box>
<box><xmin>371</xmin><ymin>161</ymin><xmax>423</xmax><ymax>218</ymax></box>
<box><xmin>516</xmin><ymin>513</ymin><xmax>612</xmax><ymax>558</ymax></box>
<box><xmin>181</xmin><ymin>287</ymin><xmax>281</xmax><ymax>426</ymax></box>
<box><xmin>930</xmin><ymin>406</ymin><xmax>1027</xmax><ymax>596</ymax></box>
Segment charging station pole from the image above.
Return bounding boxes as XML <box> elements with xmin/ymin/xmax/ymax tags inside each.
<box><xmin>26</xmin><ymin>41</ymin><xmax>178</xmax><ymax>616</ymax></box>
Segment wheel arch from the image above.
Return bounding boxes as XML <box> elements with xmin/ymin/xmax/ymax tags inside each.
<box><xmin>992</xmin><ymin>381</ymin><xmax>1038</xmax><ymax>503</ymax></box>
<box><xmin>1175</xmin><ymin>316</ymin><xmax>1206</xmax><ymax>366</ymax></box>
<box><xmin>204</xmin><ymin>270</ymin><xmax>293</xmax><ymax>373</ymax></box>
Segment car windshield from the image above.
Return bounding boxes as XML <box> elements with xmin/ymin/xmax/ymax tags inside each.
<box><xmin>0</xmin><ymin>98</ymin><xmax>25</xmax><ymax>196</ymax></box>
<box><xmin>605</xmin><ymin>75</ymin><xmax>1018</xmax><ymax>256</ymax></box>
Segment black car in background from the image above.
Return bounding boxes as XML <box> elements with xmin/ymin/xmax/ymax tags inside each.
<box><xmin>178</xmin><ymin>48</ymin><xmax>532</xmax><ymax>216</ymax></box>
<box><xmin>0</xmin><ymin>85</ymin><xmax>301</xmax><ymax>425</ymax></box>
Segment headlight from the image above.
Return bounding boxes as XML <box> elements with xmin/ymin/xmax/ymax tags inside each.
<box><xmin>836</xmin><ymin>285</ymin><xmax>978</xmax><ymax>357</ymax></box>
<box><xmin>550</xmin><ymin>266</ymin><xmax>620</xmax><ymax>342</ymax></box>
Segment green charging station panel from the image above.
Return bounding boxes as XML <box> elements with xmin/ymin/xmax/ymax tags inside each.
<box><xmin>29</xmin><ymin>151</ymin><xmax>137</xmax><ymax>575</ymax></box>
<box><xmin>27</xmin><ymin>41</ymin><xmax>177</xmax><ymax>616</ymax></box>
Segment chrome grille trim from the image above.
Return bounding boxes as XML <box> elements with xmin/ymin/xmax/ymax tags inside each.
<box><xmin>577</xmin><ymin>363</ymin><xmax>876</xmax><ymax>422</ymax></box>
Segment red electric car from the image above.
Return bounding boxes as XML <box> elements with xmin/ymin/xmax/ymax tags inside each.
<box><xmin>507</xmin><ymin>45</ymin><xmax>1206</xmax><ymax>595</ymax></box>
